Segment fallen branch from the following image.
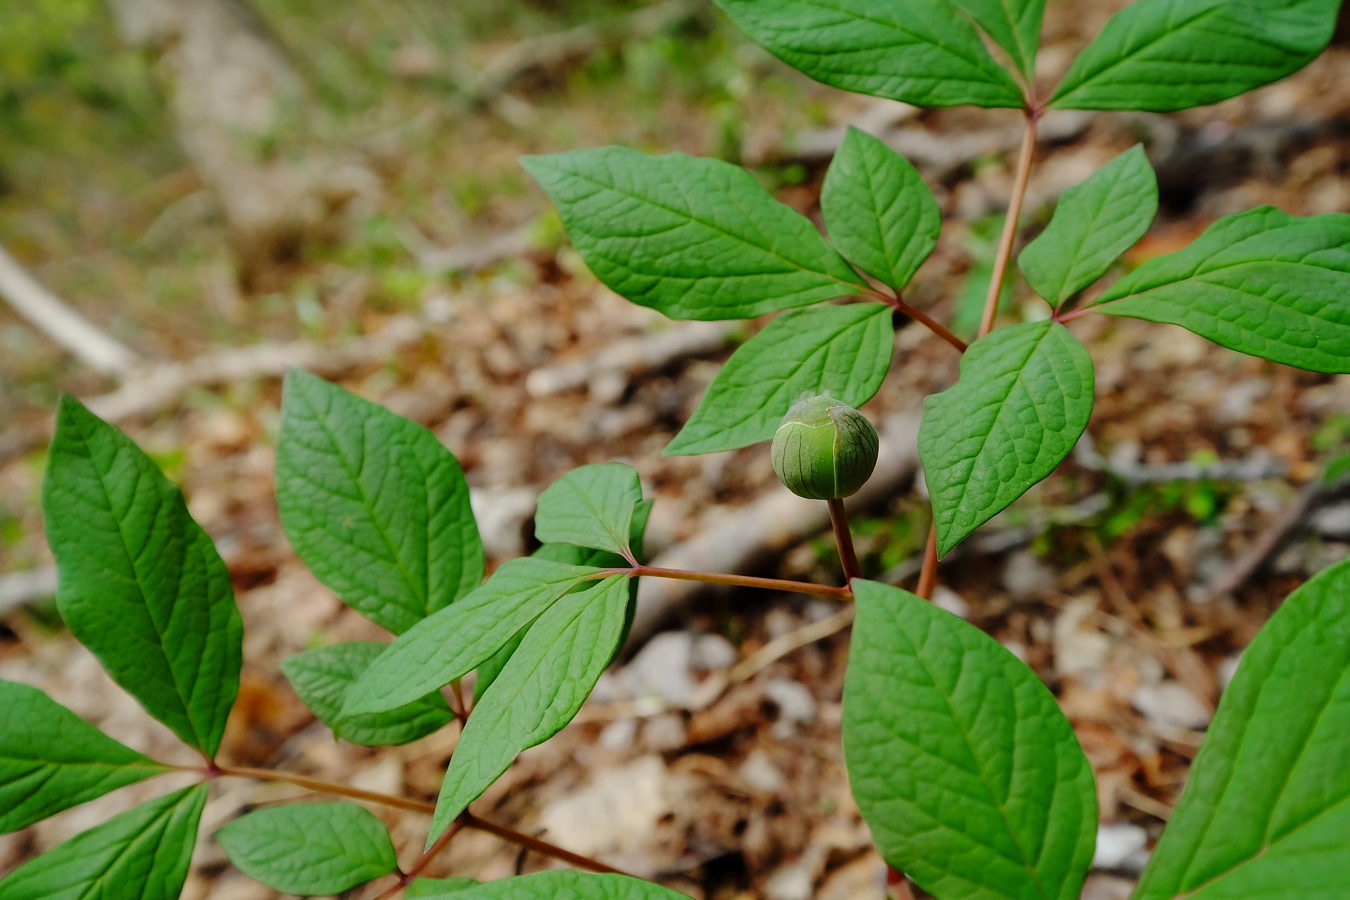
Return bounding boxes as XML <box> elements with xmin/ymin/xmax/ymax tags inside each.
<box><xmin>526</xmin><ymin>320</ymin><xmax>738</xmax><ymax>398</ymax></box>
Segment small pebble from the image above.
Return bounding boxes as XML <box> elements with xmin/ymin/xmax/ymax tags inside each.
<box><xmin>1093</xmin><ymin>823</ymin><xmax>1148</xmax><ymax>871</ymax></box>
<box><xmin>1131</xmin><ymin>681</ymin><xmax>1212</xmax><ymax>730</ymax></box>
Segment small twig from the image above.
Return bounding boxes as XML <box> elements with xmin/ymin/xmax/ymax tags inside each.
<box><xmin>828</xmin><ymin>498</ymin><xmax>864</xmax><ymax>582</ymax></box>
<box><xmin>607</xmin><ymin>565</ymin><xmax>853</xmax><ymax>600</ymax></box>
<box><xmin>461</xmin><ymin>812</ymin><xmax>628</xmax><ymax>875</ymax></box>
<box><xmin>980</xmin><ymin>115</ymin><xmax>1038</xmax><ymax>339</ymax></box>
<box><xmin>212</xmin><ymin>765</ymin><xmax>435</xmax><ymax>814</ymax></box>
<box><xmin>729</xmin><ymin>605</ymin><xmax>856</xmax><ymax>683</ymax></box>
<box><xmin>1199</xmin><ymin>477</ymin><xmax>1331</xmax><ymax>602</ymax></box>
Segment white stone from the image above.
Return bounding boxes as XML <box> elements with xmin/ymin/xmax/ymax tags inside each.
<box><xmin>1004</xmin><ymin>550</ymin><xmax>1057</xmax><ymax>599</ymax></box>
<box><xmin>1131</xmin><ymin>681</ymin><xmax>1212</xmax><ymax>730</ymax></box>
<box><xmin>765</xmin><ymin>861</ymin><xmax>815</xmax><ymax>900</ymax></box>
<box><xmin>622</xmin><ymin>631</ymin><xmax>696</xmax><ymax>705</ymax></box>
<box><xmin>538</xmin><ymin>756</ymin><xmax>671</xmax><ymax>857</ymax></box>
<box><xmin>738</xmin><ymin>749</ymin><xmax>786</xmax><ymax>794</ymax></box>
<box><xmin>1313</xmin><ymin>502</ymin><xmax>1350</xmax><ymax>540</ymax></box>
<box><xmin>764</xmin><ymin>679</ymin><xmax>818</xmax><ymax>725</ymax></box>
<box><xmin>1093</xmin><ymin>822</ymin><xmax>1148</xmax><ymax>870</ymax></box>
<box><xmin>933</xmin><ymin>585</ymin><xmax>971</xmax><ymax>619</ymax></box>
<box><xmin>599</xmin><ymin>718</ymin><xmax>637</xmax><ymax>751</ymax></box>
<box><xmin>691</xmin><ymin>633</ymin><xmax>738</xmax><ymax>671</ymax></box>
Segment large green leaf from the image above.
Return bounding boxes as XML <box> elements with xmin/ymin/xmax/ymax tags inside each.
<box><xmin>534</xmin><ymin>463</ymin><xmax>642</xmax><ymax>559</ymax></box>
<box><xmin>1095</xmin><ymin>207</ymin><xmax>1350</xmax><ymax>374</ymax></box>
<box><xmin>216</xmin><ymin>801</ymin><xmax>398</xmax><ymax>895</ymax></box>
<box><xmin>276</xmin><ymin>370</ymin><xmax>484</xmax><ymax>635</ymax></box>
<box><xmin>715</xmin><ymin>0</ymin><xmax>1025</xmax><ymax>109</ymax></box>
<box><xmin>341</xmin><ymin>558</ymin><xmax>600</xmax><ymax>719</ymax></box>
<box><xmin>822</xmin><ymin>128</ymin><xmax>941</xmax><ymax>293</ymax></box>
<box><xmin>0</xmin><ymin>785</ymin><xmax>207</xmax><ymax>900</ymax></box>
<box><xmin>449</xmin><ymin>872</ymin><xmax>690</xmax><ymax>899</ymax></box>
<box><xmin>280</xmin><ymin>642</ymin><xmax>453</xmax><ymax>747</ymax></box>
<box><xmin>666</xmin><ymin>303</ymin><xmax>893</xmax><ymax>456</ymax></box>
<box><xmin>521</xmin><ymin>147</ymin><xmax>866</xmax><ymax>321</ymax></box>
<box><xmin>920</xmin><ymin>322</ymin><xmax>1094</xmax><ymax>556</ymax></box>
<box><xmin>42</xmin><ymin>397</ymin><xmax>242</xmax><ymax>759</ymax></box>
<box><xmin>951</xmin><ymin>0</ymin><xmax>1044</xmax><ymax>81</ymax></box>
<box><xmin>1050</xmin><ymin>0</ymin><xmax>1338</xmax><ymax>112</ymax></box>
<box><xmin>843</xmin><ymin>581</ymin><xmax>1096</xmax><ymax>900</ymax></box>
<box><xmin>1019</xmin><ymin>145</ymin><xmax>1158</xmax><ymax>306</ymax></box>
<box><xmin>0</xmin><ymin>680</ymin><xmax>169</xmax><ymax>834</ymax></box>
<box><xmin>429</xmin><ymin>575</ymin><xmax>630</xmax><ymax>842</ymax></box>
<box><xmin>1133</xmin><ymin>556</ymin><xmax>1350</xmax><ymax>900</ymax></box>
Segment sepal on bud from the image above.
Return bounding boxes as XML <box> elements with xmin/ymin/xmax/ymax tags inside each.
<box><xmin>771</xmin><ymin>395</ymin><xmax>879</xmax><ymax>500</ymax></box>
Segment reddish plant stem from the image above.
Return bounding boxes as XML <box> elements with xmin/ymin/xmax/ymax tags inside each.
<box><xmin>1055</xmin><ymin>304</ymin><xmax>1098</xmax><ymax>324</ymax></box>
<box><xmin>462</xmin><ymin>812</ymin><xmax>627</xmax><ymax>875</ymax></box>
<box><xmin>882</xmin><ymin>292</ymin><xmax>968</xmax><ymax>353</ymax></box>
<box><xmin>599</xmin><ymin>566</ymin><xmax>853</xmax><ymax>600</ymax></box>
<box><xmin>828</xmin><ymin>498</ymin><xmax>863</xmax><ymax>583</ymax></box>
<box><xmin>374</xmin><ymin>818</ymin><xmax>466</xmax><ymax>900</ymax></box>
<box><xmin>916</xmin><ymin>524</ymin><xmax>939</xmax><ymax>600</ymax></box>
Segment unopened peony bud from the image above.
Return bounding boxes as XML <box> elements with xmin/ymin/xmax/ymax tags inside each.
<box><xmin>771</xmin><ymin>395</ymin><xmax>879</xmax><ymax>500</ymax></box>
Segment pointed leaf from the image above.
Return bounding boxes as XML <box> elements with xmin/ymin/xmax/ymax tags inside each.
<box><xmin>951</xmin><ymin>0</ymin><xmax>1045</xmax><ymax>80</ymax></box>
<box><xmin>449</xmin><ymin>872</ymin><xmax>690</xmax><ymax>899</ymax></box>
<box><xmin>342</xmin><ymin>558</ymin><xmax>601</xmax><ymax>719</ymax></box>
<box><xmin>0</xmin><ymin>785</ymin><xmax>207</xmax><ymax>900</ymax></box>
<box><xmin>1051</xmin><ymin>0</ymin><xmax>1338</xmax><ymax>112</ymax></box>
<box><xmin>822</xmin><ymin>128</ymin><xmax>942</xmax><ymax>292</ymax></box>
<box><xmin>276</xmin><ymin>370</ymin><xmax>484</xmax><ymax>635</ymax></box>
<box><xmin>534</xmin><ymin>463</ymin><xmax>642</xmax><ymax>558</ymax></box>
<box><xmin>281</xmin><ymin>642</ymin><xmax>453</xmax><ymax>747</ymax></box>
<box><xmin>429</xmin><ymin>575</ymin><xmax>630</xmax><ymax>842</ymax></box>
<box><xmin>1132</xmin><ymin>556</ymin><xmax>1350</xmax><ymax>900</ymax></box>
<box><xmin>844</xmin><ymin>580</ymin><xmax>1097</xmax><ymax>900</ymax></box>
<box><xmin>408</xmin><ymin>878</ymin><xmax>481</xmax><ymax>897</ymax></box>
<box><xmin>666</xmin><ymin>304</ymin><xmax>893</xmax><ymax>456</ymax></box>
<box><xmin>715</xmin><ymin>0</ymin><xmax>1025</xmax><ymax>109</ymax></box>
<box><xmin>42</xmin><ymin>397</ymin><xmax>242</xmax><ymax>758</ymax></box>
<box><xmin>521</xmin><ymin>148</ymin><xmax>866</xmax><ymax>321</ymax></box>
<box><xmin>1019</xmin><ymin>145</ymin><xmax>1158</xmax><ymax>306</ymax></box>
<box><xmin>920</xmin><ymin>322</ymin><xmax>1094</xmax><ymax>556</ymax></box>
<box><xmin>1095</xmin><ymin>206</ymin><xmax>1350</xmax><ymax>374</ymax></box>
<box><xmin>216</xmin><ymin>801</ymin><xmax>398</xmax><ymax>895</ymax></box>
<box><xmin>0</xmin><ymin>679</ymin><xmax>170</xmax><ymax>834</ymax></box>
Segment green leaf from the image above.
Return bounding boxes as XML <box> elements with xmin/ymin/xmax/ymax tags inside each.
<box><xmin>1132</xmin><ymin>556</ymin><xmax>1350</xmax><ymax>900</ymax></box>
<box><xmin>666</xmin><ymin>304</ymin><xmax>893</xmax><ymax>456</ymax></box>
<box><xmin>429</xmin><ymin>575</ymin><xmax>630</xmax><ymax>842</ymax></box>
<box><xmin>448</xmin><ymin>872</ymin><xmax>690</xmax><ymax>899</ymax></box>
<box><xmin>41</xmin><ymin>396</ymin><xmax>242</xmax><ymax>759</ymax></box>
<box><xmin>473</xmin><ymin>632</ymin><xmax>525</xmax><ymax>706</ymax></box>
<box><xmin>920</xmin><ymin>322</ymin><xmax>1094</xmax><ymax>556</ymax></box>
<box><xmin>281</xmin><ymin>642</ymin><xmax>453</xmax><ymax>747</ymax></box>
<box><xmin>341</xmin><ymin>558</ymin><xmax>601</xmax><ymax>719</ymax></box>
<box><xmin>0</xmin><ymin>785</ymin><xmax>206</xmax><ymax>900</ymax></box>
<box><xmin>843</xmin><ymin>580</ymin><xmax>1096</xmax><ymax>900</ymax></box>
<box><xmin>1050</xmin><ymin>0</ymin><xmax>1339</xmax><ymax>112</ymax></box>
<box><xmin>821</xmin><ymin>128</ymin><xmax>941</xmax><ymax>293</ymax></box>
<box><xmin>276</xmin><ymin>370</ymin><xmax>484</xmax><ymax>635</ymax></box>
<box><xmin>534</xmin><ymin>463</ymin><xmax>642</xmax><ymax>558</ymax></box>
<box><xmin>1095</xmin><ymin>207</ymin><xmax>1350</xmax><ymax>374</ymax></box>
<box><xmin>521</xmin><ymin>147</ymin><xmax>866</xmax><ymax>321</ymax></box>
<box><xmin>0</xmin><ymin>680</ymin><xmax>170</xmax><ymax>834</ymax></box>
<box><xmin>216</xmin><ymin>801</ymin><xmax>398</xmax><ymax>895</ymax></box>
<box><xmin>408</xmin><ymin>878</ymin><xmax>481</xmax><ymax>897</ymax></box>
<box><xmin>951</xmin><ymin>0</ymin><xmax>1045</xmax><ymax>81</ymax></box>
<box><xmin>1019</xmin><ymin>145</ymin><xmax>1158</xmax><ymax>306</ymax></box>
<box><xmin>715</xmin><ymin>0</ymin><xmax>1025</xmax><ymax>109</ymax></box>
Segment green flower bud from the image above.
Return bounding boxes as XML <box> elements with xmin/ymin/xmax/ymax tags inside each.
<box><xmin>771</xmin><ymin>395</ymin><xmax>879</xmax><ymax>500</ymax></box>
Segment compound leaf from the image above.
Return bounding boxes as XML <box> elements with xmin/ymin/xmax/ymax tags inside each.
<box><xmin>951</xmin><ymin>0</ymin><xmax>1045</xmax><ymax>81</ymax></box>
<box><xmin>1019</xmin><ymin>145</ymin><xmax>1158</xmax><ymax>306</ymax></box>
<box><xmin>666</xmin><ymin>303</ymin><xmax>893</xmax><ymax>456</ymax></box>
<box><xmin>276</xmin><ymin>370</ymin><xmax>484</xmax><ymax>635</ymax></box>
<box><xmin>449</xmin><ymin>872</ymin><xmax>690</xmax><ymax>899</ymax></box>
<box><xmin>716</xmin><ymin>0</ymin><xmax>1024</xmax><ymax>109</ymax></box>
<box><xmin>42</xmin><ymin>397</ymin><xmax>242</xmax><ymax>759</ymax></box>
<box><xmin>0</xmin><ymin>784</ymin><xmax>206</xmax><ymax>900</ymax></box>
<box><xmin>429</xmin><ymin>575</ymin><xmax>630</xmax><ymax>842</ymax></box>
<box><xmin>1095</xmin><ymin>206</ymin><xmax>1350</xmax><ymax>373</ymax></box>
<box><xmin>0</xmin><ymin>679</ymin><xmax>170</xmax><ymax>834</ymax></box>
<box><xmin>844</xmin><ymin>580</ymin><xmax>1097</xmax><ymax>900</ymax></box>
<box><xmin>521</xmin><ymin>147</ymin><xmax>866</xmax><ymax>321</ymax></box>
<box><xmin>216</xmin><ymin>801</ymin><xmax>398</xmax><ymax>895</ymax></box>
<box><xmin>281</xmin><ymin>642</ymin><xmax>453</xmax><ymax>747</ymax></box>
<box><xmin>534</xmin><ymin>463</ymin><xmax>642</xmax><ymax>558</ymax></box>
<box><xmin>1051</xmin><ymin>0</ymin><xmax>1339</xmax><ymax>112</ymax></box>
<box><xmin>920</xmin><ymin>322</ymin><xmax>1094</xmax><ymax>556</ymax></box>
<box><xmin>342</xmin><ymin>558</ymin><xmax>600</xmax><ymax>719</ymax></box>
<box><xmin>1132</xmin><ymin>556</ymin><xmax>1350</xmax><ymax>900</ymax></box>
<box><xmin>822</xmin><ymin>128</ymin><xmax>942</xmax><ymax>292</ymax></box>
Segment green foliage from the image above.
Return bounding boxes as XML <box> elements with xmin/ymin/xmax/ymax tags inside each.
<box><xmin>1051</xmin><ymin>0</ymin><xmax>1339</xmax><ymax>112</ymax></box>
<box><xmin>920</xmin><ymin>322</ymin><xmax>1094</xmax><ymax>556</ymax></box>
<box><xmin>521</xmin><ymin>147</ymin><xmax>865</xmax><ymax>321</ymax></box>
<box><xmin>449</xmin><ymin>872</ymin><xmax>690</xmax><ymax>898</ymax></box>
<box><xmin>276</xmin><ymin>371</ymin><xmax>484</xmax><ymax>635</ymax></box>
<box><xmin>951</xmin><ymin>0</ymin><xmax>1045</xmax><ymax>82</ymax></box>
<box><xmin>1019</xmin><ymin>145</ymin><xmax>1158</xmax><ymax>307</ymax></box>
<box><xmin>216</xmin><ymin>802</ymin><xmax>399</xmax><ymax>895</ymax></box>
<box><xmin>821</xmin><ymin>127</ymin><xmax>942</xmax><ymax>292</ymax></box>
<box><xmin>1095</xmin><ymin>207</ymin><xmax>1350</xmax><ymax>373</ymax></box>
<box><xmin>280</xmin><ymin>642</ymin><xmax>454</xmax><ymax>746</ymax></box>
<box><xmin>843</xmin><ymin>581</ymin><xmax>1096</xmax><ymax>900</ymax></box>
<box><xmin>0</xmin><ymin>679</ymin><xmax>169</xmax><ymax>834</ymax></box>
<box><xmin>1133</xmin><ymin>555</ymin><xmax>1350</xmax><ymax>899</ymax></box>
<box><xmin>666</xmin><ymin>303</ymin><xmax>893</xmax><ymax>456</ymax></box>
<box><xmin>408</xmin><ymin>878</ymin><xmax>482</xmax><ymax>897</ymax></box>
<box><xmin>534</xmin><ymin>463</ymin><xmax>642</xmax><ymax>558</ymax></box>
<box><xmin>42</xmin><ymin>396</ymin><xmax>242</xmax><ymax>759</ymax></box>
<box><xmin>0</xmin><ymin>785</ymin><xmax>206</xmax><ymax>900</ymax></box>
